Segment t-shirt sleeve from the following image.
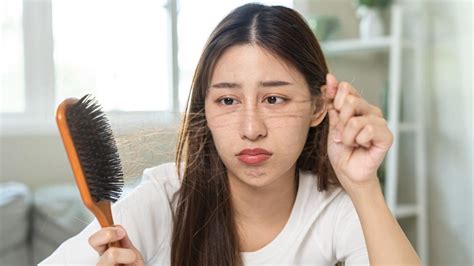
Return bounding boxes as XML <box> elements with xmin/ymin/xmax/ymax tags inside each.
<box><xmin>38</xmin><ymin>165</ymin><xmax>174</xmax><ymax>265</ymax></box>
<box><xmin>333</xmin><ymin>192</ymin><xmax>370</xmax><ymax>265</ymax></box>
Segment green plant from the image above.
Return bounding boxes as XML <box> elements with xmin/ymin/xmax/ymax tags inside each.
<box><xmin>356</xmin><ymin>0</ymin><xmax>391</xmax><ymax>8</ymax></box>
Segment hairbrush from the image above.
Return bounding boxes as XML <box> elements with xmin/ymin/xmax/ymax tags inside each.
<box><xmin>56</xmin><ymin>94</ymin><xmax>124</xmax><ymax>248</ymax></box>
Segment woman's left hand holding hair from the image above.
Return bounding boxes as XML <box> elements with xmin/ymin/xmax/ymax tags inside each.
<box><xmin>323</xmin><ymin>73</ymin><xmax>394</xmax><ymax>195</ymax></box>
<box><xmin>322</xmin><ymin>73</ymin><xmax>422</xmax><ymax>265</ymax></box>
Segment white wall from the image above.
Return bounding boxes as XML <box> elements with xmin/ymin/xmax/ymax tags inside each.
<box><xmin>424</xmin><ymin>0</ymin><xmax>473</xmax><ymax>264</ymax></box>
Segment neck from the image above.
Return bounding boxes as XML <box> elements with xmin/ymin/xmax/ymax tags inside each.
<box><xmin>229</xmin><ymin>166</ymin><xmax>299</xmax><ymax>227</ymax></box>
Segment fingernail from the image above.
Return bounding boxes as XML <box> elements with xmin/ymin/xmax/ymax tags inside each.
<box><xmin>116</xmin><ymin>228</ymin><xmax>125</xmax><ymax>238</ymax></box>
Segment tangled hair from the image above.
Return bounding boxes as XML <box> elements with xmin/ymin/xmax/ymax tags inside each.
<box><xmin>172</xmin><ymin>3</ymin><xmax>340</xmax><ymax>266</ymax></box>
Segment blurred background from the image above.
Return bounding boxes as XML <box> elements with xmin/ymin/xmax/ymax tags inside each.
<box><xmin>0</xmin><ymin>0</ymin><xmax>472</xmax><ymax>265</ymax></box>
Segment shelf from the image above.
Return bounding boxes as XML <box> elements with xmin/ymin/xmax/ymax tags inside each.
<box><xmin>321</xmin><ymin>36</ymin><xmax>392</xmax><ymax>56</ymax></box>
<box><xmin>394</xmin><ymin>204</ymin><xmax>419</xmax><ymax>219</ymax></box>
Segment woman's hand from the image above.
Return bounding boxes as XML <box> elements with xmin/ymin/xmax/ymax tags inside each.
<box><xmin>323</xmin><ymin>74</ymin><xmax>422</xmax><ymax>265</ymax></box>
<box><xmin>323</xmin><ymin>73</ymin><xmax>393</xmax><ymax>194</ymax></box>
<box><xmin>88</xmin><ymin>225</ymin><xmax>145</xmax><ymax>266</ymax></box>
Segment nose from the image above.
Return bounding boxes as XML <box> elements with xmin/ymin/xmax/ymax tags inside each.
<box><xmin>239</xmin><ymin>108</ymin><xmax>268</xmax><ymax>141</ymax></box>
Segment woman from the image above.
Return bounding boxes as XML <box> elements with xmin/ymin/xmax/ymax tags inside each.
<box><xmin>40</xmin><ymin>3</ymin><xmax>421</xmax><ymax>266</ymax></box>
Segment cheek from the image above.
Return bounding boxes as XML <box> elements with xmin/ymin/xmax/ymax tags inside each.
<box><xmin>276</xmin><ymin>121</ymin><xmax>309</xmax><ymax>148</ymax></box>
<box><xmin>265</xmin><ymin>108</ymin><xmax>312</xmax><ymax>133</ymax></box>
<box><xmin>206</xmin><ymin>115</ymin><xmax>234</xmax><ymax>155</ymax></box>
<box><xmin>206</xmin><ymin>113</ymin><xmax>244</xmax><ymax>142</ymax></box>
<box><xmin>264</xmin><ymin>103</ymin><xmax>314</xmax><ymax>129</ymax></box>
<box><xmin>207</xmin><ymin>111</ymin><xmax>311</xmax><ymax>136</ymax></box>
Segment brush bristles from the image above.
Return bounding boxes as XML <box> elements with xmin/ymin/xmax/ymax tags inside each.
<box><xmin>67</xmin><ymin>94</ymin><xmax>124</xmax><ymax>203</ymax></box>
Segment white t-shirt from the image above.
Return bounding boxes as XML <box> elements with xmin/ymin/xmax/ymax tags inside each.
<box><xmin>39</xmin><ymin>162</ymin><xmax>369</xmax><ymax>265</ymax></box>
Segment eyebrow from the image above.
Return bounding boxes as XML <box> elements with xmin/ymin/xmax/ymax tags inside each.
<box><xmin>210</xmin><ymin>80</ymin><xmax>293</xmax><ymax>89</ymax></box>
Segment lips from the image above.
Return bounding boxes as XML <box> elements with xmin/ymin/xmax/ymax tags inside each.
<box><xmin>236</xmin><ymin>148</ymin><xmax>272</xmax><ymax>165</ymax></box>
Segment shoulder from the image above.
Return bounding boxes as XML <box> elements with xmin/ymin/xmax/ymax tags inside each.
<box><xmin>298</xmin><ymin>170</ymin><xmax>345</xmax><ymax>214</ymax></box>
<box><xmin>299</xmin><ymin>170</ymin><xmax>355</xmax><ymax>212</ymax></box>
<box><xmin>142</xmin><ymin>161</ymin><xmax>181</xmax><ymax>184</ymax></box>
<box><xmin>141</xmin><ymin>162</ymin><xmax>182</xmax><ymax>199</ymax></box>
<box><xmin>112</xmin><ymin>162</ymin><xmax>181</xmax><ymax>208</ymax></box>
<box><xmin>325</xmin><ymin>189</ymin><xmax>367</xmax><ymax>263</ymax></box>
<box><xmin>331</xmin><ymin>191</ymin><xmax>368</xmax><ymax>263</ymax></box>
<box><xmin>298</xmin><ymin>170</ymin><xmax>364</xmax><ymax>261</ymax></box>
<box><xmin>142</xmin><ymin>161</ymin><xmax>180</xmax><ymax>180</ymax></box>
<box><xmin>109</xmin><ymin>162</ymin><xmax>182</xmax><ymax>261</ymax></box>
<box><xmin>301</xmin><ymin>170</ymin><xmax>358</xmax><ymax>231</ymax></box>
<box><xmin>326</xmin><ymin>186</ymin><xmax>357</xmax><ymax>217</ymax></box>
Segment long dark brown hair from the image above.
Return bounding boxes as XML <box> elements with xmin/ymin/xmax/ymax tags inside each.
<box><xmin>172</xmin><ymin>3</ymin><xmax>340</xmax><ymax>266</ymax></box>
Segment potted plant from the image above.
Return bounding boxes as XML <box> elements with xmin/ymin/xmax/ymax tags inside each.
<box><xmin>354</xmin><ymin>0</ymin><xmax>392</xmax><ymax>39</ymax></box>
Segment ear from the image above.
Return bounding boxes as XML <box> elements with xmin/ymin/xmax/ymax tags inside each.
<box><xmin>310</xmin><ymin>85</ymin><xmax>329</xmax><ymax>127</ymax></box>
<box><xmin>310</xmin><ymin>103</ymin><xmax>327</xmax><ymax>127</ymax></box>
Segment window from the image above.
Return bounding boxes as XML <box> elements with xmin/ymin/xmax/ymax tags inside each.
<box><xmin>52</xmin><ymin>0</ymin><xmax>171</xmax><ymax>112</ymax></box>
<box><xmin>1</xmin><ymin>0</ymin><xmax>293</xmax><ymax>134</ymax></box>
<box><xmin>0</xmin><ymin>0</ymin><xmax>25</xmax><ymax>113</ymax></box>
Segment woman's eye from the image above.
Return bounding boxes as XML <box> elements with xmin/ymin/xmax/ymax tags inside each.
<box><xmin>264</xmin><ymin>96</ymin><xmax>285</xmax><ymax>104</ymax></box>
<box><xmin>218</xmin><ymin>97</ymin><xmax>237</xmax><ymax>105</ymax></box>
<box><xmin>217</xmin><ymin>96</ymin><xmax>285</xmax><ymax>105</ymax></box>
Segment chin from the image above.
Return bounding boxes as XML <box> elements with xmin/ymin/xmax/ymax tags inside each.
<box><xmin>229</xmin><ymin>165</ymin><xmax>278</xmax><ymax>189</ymax></box>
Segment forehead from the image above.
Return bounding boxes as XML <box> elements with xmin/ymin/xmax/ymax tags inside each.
<box><xmin>210</xmin><ymin>44</ymin><xmax>305</xmax><ymax>85</ymax></box>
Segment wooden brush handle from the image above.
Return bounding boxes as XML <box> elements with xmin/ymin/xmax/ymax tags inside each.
<box><xmin>96</xmin><ymin>201</ymin><xmax>121</xmax><ymax>248</ymax></box>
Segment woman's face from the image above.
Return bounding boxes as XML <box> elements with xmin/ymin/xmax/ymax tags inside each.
<box><xmin>205</xmin><ymin>44</ymin><xmax>326</xmax><ymax>189</ymax></box>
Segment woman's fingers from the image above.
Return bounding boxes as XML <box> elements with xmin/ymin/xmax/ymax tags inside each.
<box><xmin>325</xmin><ymin>73</ymin><xmax>339</xmax><ymax>99</ymax></box>
<box><xmin>116</xmin><ymin>224</ymin><xmax>135</xmax><ymax>249</ymax></box>
<box><xmin>338</xmin><ymin>95</ymin><xmax>371</xmax><ymax>126</ymax></box>
<box><xmin>355</xmin><ymin>123</ymin><xmax>376</xmax><ymax>148</ymax></box>
<box><xmin>328</xmin><ymin>108</ymin><xmax>340</xmax><ymax>129</ymax></box>
<box><xmin>89</xmin><ymin>225</ymin><xmax>145</xmax><ymax>265</ymax></box>
<box><xmin>334</xmin><ymin>81</ymin><xmax>362</xmax><ymax>110</ymax></box>
<box><xmin>97</xmin><ymin>247</ymin><xmax>137</xmax><ymax>265</ymax></box>
<box><xmin>324</xmin><ymin>74</ymin><xmax>386</xmax><ymax>147</ymax></box>
<box><xmin>88</xmin><ymin>226</ymin><xmax>125</xmax><ymax>255</ymax></box>
<box><xmin>365</xmin><ymin>120</ymin><xmax>394</xmax><ymax>149</ymax></box>
<box><xmin>341</xmin><ymin>116</ymin><xmax>387</xmax><ymax>147</ymax></box>
<box><xmin>338</xmin><ymin>94</ymin><xmax>383</xmax><ymax>126</ymax></box>
<box><xmin>324</xmin><ymin>73</ymin><xmax>340</xmax><ymax>129</ymax></box>
<box><xmin>341</xmin><ymin>116</ymin><xmax>370</xmax><ymax>147</ymax></box>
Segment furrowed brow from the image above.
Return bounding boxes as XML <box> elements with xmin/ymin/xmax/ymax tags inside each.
<box><xmin>210</xmin><ymin>80</ymin><xmax>292</xmax><ymax>89</ymax></box>
<box><xmin>210</xmin><ymin>82</ymin><xmax>241</xmax><ymax>89</ymax></box>
<box><xmin>260</xmin><ymin>80</ymin><xmax>293</xmax><ymax>87</ymax></box>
